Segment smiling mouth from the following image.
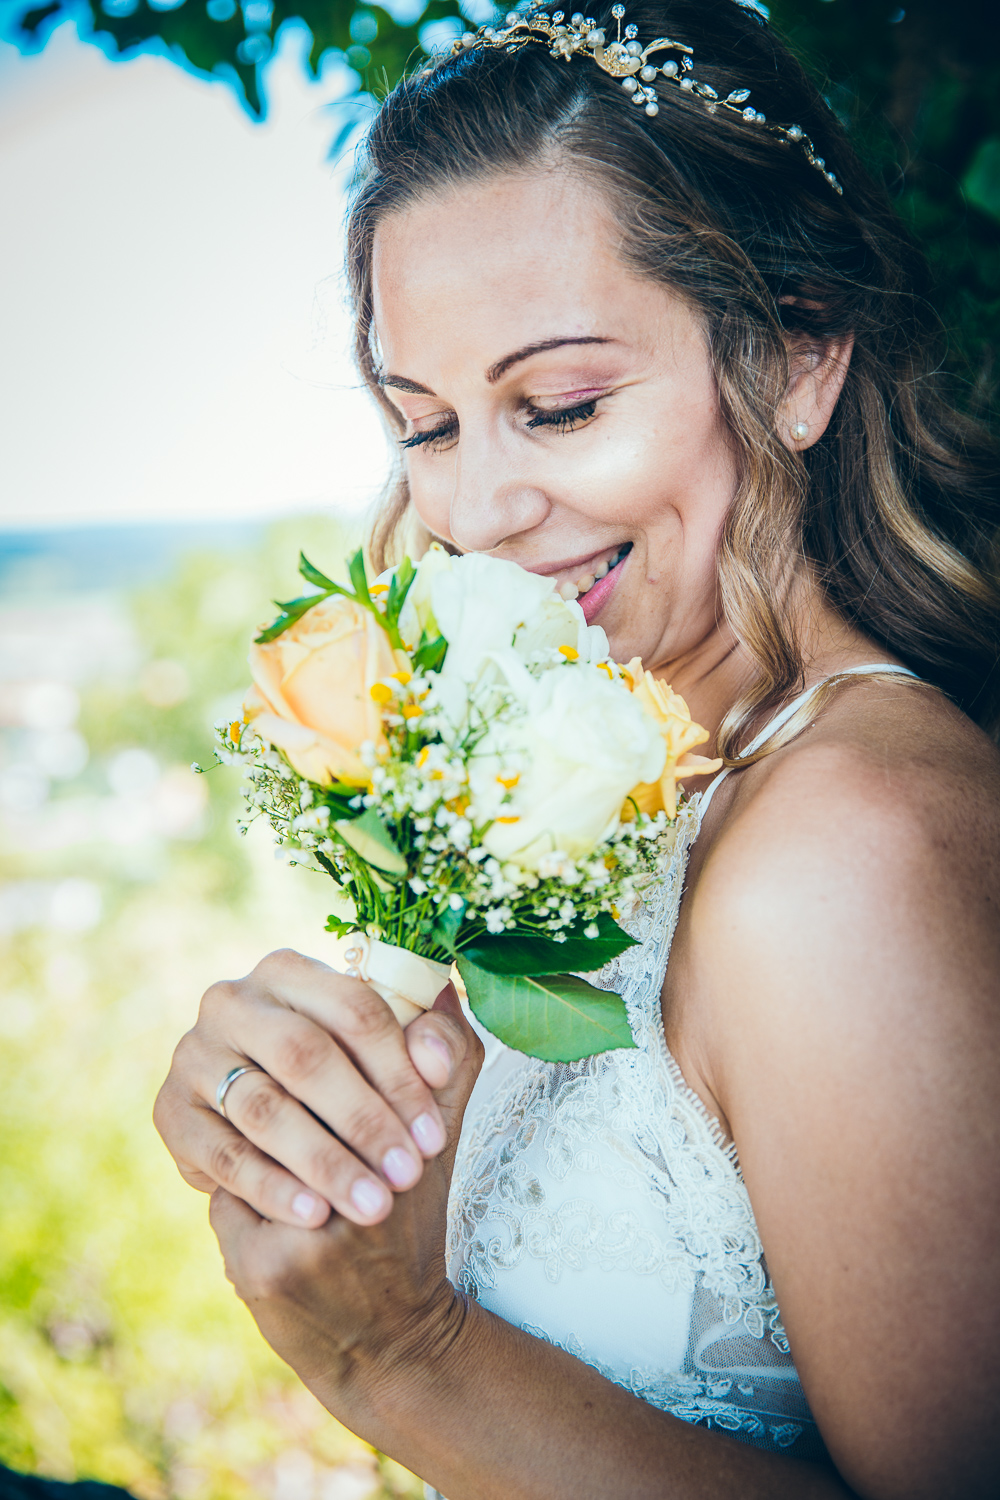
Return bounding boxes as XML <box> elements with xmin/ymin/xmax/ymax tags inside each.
<box><xmin>553</xmin><ymin>541</ymin><xmax>633</xmax><ymax>604</ymax></box>
<box><xmin>550</xmin><ymin>541</ymin><xmax>634</xmax><ymax>625</ymax></box>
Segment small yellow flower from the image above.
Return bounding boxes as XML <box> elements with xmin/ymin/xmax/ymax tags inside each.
<box><xmin>390</xmin><ymin>669</ymin><xmax>412</xmax><ymax>685</ymax></box>
<box><xmin>370</xmin><ymin>682</ymin><xmax>394</xmax><ymax>705</ymax></box>
<box><xmin>558</xmin><ymin>645</ymin><xmax>579</xmax><ymax>661</ymax></box>
<box><xmin>495</xmin><ymin>815</ymin><xmax>521</xmax><ymax>824</ymax></box>
<box><xmin>228</xmin><ymin>721</ymin><xmax>242</xmax><ymax>745</ymax></box>
<box><xmin>496</xmin><ymin>773</ymin><xmax>520</xmax><ymax>789</ymax></box>
<box><xmin>402</xmin><ymin>703</ymin><xmax>424</xmax><ymax>720</ymax></box>
<box><xmin>370</xmin><ymin>582</ymin><xmax>389</xmax><ymax>596</ymax></box>
<box><xmin>596</xmin><ymin>661</ymin><xmax>613</xmax><ymax>678</ymax></box>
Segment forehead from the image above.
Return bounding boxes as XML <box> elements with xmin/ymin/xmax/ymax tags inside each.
<box><xmin>371</xmin><ymin>171</ymin><xmax>658</xmax><ymax>375</ymax></box>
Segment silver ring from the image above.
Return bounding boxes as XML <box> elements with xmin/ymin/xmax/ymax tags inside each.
<box><xmin>216</xmin><ymin>1064</ymin><xmax>263</xmax><ymax>1120</ymax></box>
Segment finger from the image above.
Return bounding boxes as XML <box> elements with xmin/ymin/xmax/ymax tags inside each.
<box><xmin>154</xmin><ymin>1076</ymin><xmax>334</xmax><ymax>1228</ymax></box>
<box><xmin>405</xmin><ymin>983</ymin><xmax>479</xmax><ymax>1091</ymax></box>
<box><xmin>209</xmin><ymin>1185</ymin><xmax>264</xmax><ymax>1291</ymax></box>
<box><xmin>240</xmin><ymin>950</ymin><xmax>450</xmax><ymax>1159</ymax></box>
<box><xmin>408</xmin><ymin>983</ymin><xmax>484</xmax><ymax>1168</ymax></box>
<box><xmin>218</xmin><ymin>1060</ymin><xmax>402</xmax><ymax>1225</ymax></box>
<box><xmin>224</xmin><ymin>1002</ymin><xmax>433</xmax><ymax>1187</ymax></box>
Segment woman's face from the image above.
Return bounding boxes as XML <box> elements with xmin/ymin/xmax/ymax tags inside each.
<box><xmin>372</xmin><ymin>169</ymin><xmax>739</xmax><ymax>670</ymax></box>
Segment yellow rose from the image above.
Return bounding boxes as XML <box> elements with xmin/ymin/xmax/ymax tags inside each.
<box><xmin>244</xmin><ymin>595</ymin><xmax>407</xmax><ymax>786</ymax></box>
<box><xmin>621</xmin><ymin>658</ymin><xmax>723</xmax><ymax>820</ymax></box>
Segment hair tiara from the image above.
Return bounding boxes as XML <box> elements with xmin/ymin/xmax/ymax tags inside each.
<box><xmin>427</xmin><ymin>3</ymin><xmax>842</xmax><ymax>197</ymax></box>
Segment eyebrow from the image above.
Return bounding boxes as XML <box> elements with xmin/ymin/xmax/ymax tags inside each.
<box><xmin>379</xmin><ymin>336</ymin><xmax>615</xmax><ymax>397</ymax></box>
<box><xmin>486</xmin><ymin>336</ymin><xmax>613</xmax><ymax>384</ymax></box>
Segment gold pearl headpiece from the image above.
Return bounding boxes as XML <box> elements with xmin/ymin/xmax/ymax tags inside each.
<box><xmin>434</xmin><ymin>4</ymin><xmax>842</xmax><ymax>196</ymax></box>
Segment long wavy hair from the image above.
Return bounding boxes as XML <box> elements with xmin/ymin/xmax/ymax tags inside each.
<box><xmin>346</xmin><ymin>0</ymin><xmax>1000</xmax><ymax>753</ymax></box>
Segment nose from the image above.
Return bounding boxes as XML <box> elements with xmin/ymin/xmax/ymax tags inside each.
<box><xmin>447</xmin><ymin>430</ymin><xmax>550</xmax><ymax>553</ymax></box>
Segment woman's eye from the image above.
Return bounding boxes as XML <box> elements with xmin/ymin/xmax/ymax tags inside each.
<box><xmin>526</xmin><ymin>399</ymin><xmax>599</xmax><ymax>434</ymax></box>
<box><xmin>400</xmin><ymin>419</ymin><xmax>458</xmax><ymax>452</ymax></box>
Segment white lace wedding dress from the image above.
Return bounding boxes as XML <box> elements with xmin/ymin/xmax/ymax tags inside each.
<box><xmin>431</xmin><ymin>665</ymin><xmax>916</xmax><ymax>1496</ymax></box>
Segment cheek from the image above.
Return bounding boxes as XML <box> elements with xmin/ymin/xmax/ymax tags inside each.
<box><xmin>407</xmin><ymin>465</ymin><xmax>455</xmax><ymax>542</ymax></box>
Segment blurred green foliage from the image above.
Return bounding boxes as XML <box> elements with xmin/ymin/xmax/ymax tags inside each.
<box><xmin>768</xmin><ymin>0</ymin><xmax>999</xmax><ymax>412</ymax></box>
<box><xmin>0</xmin><ymin>518</ymin><xmax>426</xmax><ymax>1498</ymax></box>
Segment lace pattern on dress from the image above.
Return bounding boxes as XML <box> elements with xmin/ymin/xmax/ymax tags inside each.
<box><xmin>445</xmin><ymin>797</ymin><xmax>827</xmax><ymax>1463</ymax></box>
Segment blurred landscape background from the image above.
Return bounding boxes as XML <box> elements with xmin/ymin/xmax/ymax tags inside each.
<box><xmin>0</xmin><ymin>1</ymin><xmax>997</xmax><ymax>1498</ymax></box>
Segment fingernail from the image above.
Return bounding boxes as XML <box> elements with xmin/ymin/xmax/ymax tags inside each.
<box><xmin>350</xmin><ymin>1178</ymin><xmax>389</xmax><ymax>1218</ymax></box>
<box><xmin>382</xmin><ymin>1147</ymin><xmax>420</xmax><ymax>1189</ymax></box>
<box><xmin>411</xmin><ymin>1111</ymin><xmax>446</xmax><ymax>1155</ymax></box>
<box><xmin>421</xmin><ymin>1033</ymin><xmax>454</xmax><ymax>1073</ymax></box>
<box><xmin>292</xmin><ymin>1191</ymin><xmax>319</xmax><ymax>1221</ymax></box>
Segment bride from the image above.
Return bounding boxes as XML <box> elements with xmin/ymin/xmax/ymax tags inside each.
<box><xmin>154</xmin><ymin>2</ymin><xmax>1000</xmax><ymax>1495</ymax></box>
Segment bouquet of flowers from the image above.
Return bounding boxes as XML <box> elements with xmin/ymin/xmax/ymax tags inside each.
<box><xmin>210</xmin><ymin>545</ymin><xmax>720</xmax><ymax>1061</ymax></box>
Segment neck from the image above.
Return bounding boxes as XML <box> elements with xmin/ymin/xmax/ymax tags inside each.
<box><xmin>652</xmin><ymin>575</ymin><xmax>896</xmax><ymax>757</ymax></box>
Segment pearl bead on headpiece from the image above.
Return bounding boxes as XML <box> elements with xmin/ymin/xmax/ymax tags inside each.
<box><xmin>430</xmin><ymin>4</ymin><xmax>842</xmax><ymax>197</ymax></box>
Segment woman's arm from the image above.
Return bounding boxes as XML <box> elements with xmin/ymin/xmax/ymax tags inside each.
<box><xmin>678</xmin><ymin>720</ymin><xmax>1000</xmax><ymax>1500</ymax></box>
<box><xmin>206</xmin><ymin>986</ymin><xmax>852</xmax><ymax>1500</ymax></box>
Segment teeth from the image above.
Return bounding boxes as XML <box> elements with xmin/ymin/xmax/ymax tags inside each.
<box><xmin>561</xmin><ymin>545</ymin><xmax>631</xmax><ymax>601</ymax></box>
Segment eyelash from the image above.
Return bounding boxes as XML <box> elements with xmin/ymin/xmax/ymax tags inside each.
<box><xmin>400</xmin><ymin>398</ymin><xmax>600</xmax><ymax>451</ymax></box>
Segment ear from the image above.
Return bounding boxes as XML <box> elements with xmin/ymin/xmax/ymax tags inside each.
<box><xmin>776</xmin><ymin>331</ymin><xmax>854</xmax><ymax>453</ymax></box>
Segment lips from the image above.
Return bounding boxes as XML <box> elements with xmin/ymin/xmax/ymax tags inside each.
<box><xmin>578</xmin><ymin>543</ymin><xmax>631</xmax><ymax>622</ymax></box>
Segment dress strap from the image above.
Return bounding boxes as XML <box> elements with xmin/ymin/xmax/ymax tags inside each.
<box><xmin>697</xmin><ymin>663</ymin><xmax>919</xmax><ymax>817</ymax></box>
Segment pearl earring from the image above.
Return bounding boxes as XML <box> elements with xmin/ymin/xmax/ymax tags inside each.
<box><xmin>790</xmin><ymin>421</ymin><xmax>810</xmax><ymax>441</ymax></box>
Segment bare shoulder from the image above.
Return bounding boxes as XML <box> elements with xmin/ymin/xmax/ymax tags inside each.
<box><xmin>682</xmin><ymin>684</ymin><xmax>1000</xmax><ymax>1498</ymax></box>
<box><xmin>696</xmin><ymin>677</ymin><xmax>1000</xmax><ymax>957</ymax></box>
<box><xmin>681</xmin><ymin>673</ymin><xmax>1000</xmax><ymax>1125</ymax></box>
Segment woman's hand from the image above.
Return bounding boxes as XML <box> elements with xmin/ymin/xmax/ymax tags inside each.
<box><xmin>206</xmin><ymin>1009</ymin><xmax>484</xmax><ymax>1431</ymax></box>
<box><xmin>153</xmin><ymin>948</ymin><xmax>483</xmax><ymax>1227</ymax></box>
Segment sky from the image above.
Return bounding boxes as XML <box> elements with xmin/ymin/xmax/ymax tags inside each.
<box><xmin>0</xmin><ymin>19</ymin><xmax>393</xmax><ymax>530</ymax></box>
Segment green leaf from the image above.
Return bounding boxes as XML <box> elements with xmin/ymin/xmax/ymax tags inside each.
<box><xmin>459</xmin><ymin>911</ymin><xmax>636</xmax><ymax>975</ymax></box>
<box><xmin>457</xmin><ymin>959</ymin><xmax>636</xmax><ymax>1062</ymax></box>
<box><xmin>298</xmin><ymin>552</ymin><xmax>338</xmax><ymax>591</ymax></box>
<box><xmin>321</xmin><ymin>783</ymin><xmax>367</xmax><ymax>819</ymax></box>
<box><xmin>253</xmin><ymin>601</ymin><xmax>315</xmax><ymax>643</ymax></box>
<box><xmin>324</xmin><ymin>915</ymin><xmax>357</xmax><ymax>939</ymax></box>
<box><xmin>432</xmin><ymin>897</ymin><xmax>465</xmax><ymax>953</ymax></box>
<box><xmin>412</xmin><ymin>634</ymin><xmax>447</xmax><ymax>673</ymax></box>
<box><xmin>333</xmin><ymin>807</ymin><xmax>407</xmax><ymax>876</ymax></box>
<box><xmin>315</xmin><ymin>851</ymin><xmax>343</xmax><ymax>884</ymax></box>
<box><xmin>385</xmin><ymin>556</ymin><xmax>416</xmax><ymax>631</ymax></box>
<box><xmin>272</xmin><ymin>590</ymin><xmax>326</xmax><ymax>614</ymax></box>
<box><xmin>347</xmin><ymin>548</ymin><xmax>371</xmax><ymax>605</ymax></box>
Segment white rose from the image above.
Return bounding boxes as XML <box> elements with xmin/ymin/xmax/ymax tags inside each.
<box><xmin>512</xmin><ymin>592</ymin><xmax>610</xmax><ymax>668</ymax></box>
<box><xmin>431</xmin><ymin>553</ymin><xmax>558</xmax><ymax>681</ymax></box>
<box><xmin>470</xmin><ymin>657</ymin><xmax>666</xmax><ymax>869</ymax></box>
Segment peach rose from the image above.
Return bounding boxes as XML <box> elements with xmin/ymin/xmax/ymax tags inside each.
<box><xmin>621</xmin><ymin>658</ymin><xmax>723</xmax><ymax>820</ymax></box>
<box><xmin>244</xmin><ymin>595</ymin><xmax>407</xmax><ymax>786</ymax></box>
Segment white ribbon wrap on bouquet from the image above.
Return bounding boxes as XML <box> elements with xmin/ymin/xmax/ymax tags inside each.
<box><xmin>341</xmin><ymin>935</ymin><xmax>452</xmax><ymax>1026</ymax></box>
